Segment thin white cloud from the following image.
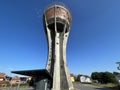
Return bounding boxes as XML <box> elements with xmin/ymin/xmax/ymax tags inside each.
<box><xmin>7</xmin><ymin>68</ymin><xmax>13</xmax><ymax>71</ymax></box>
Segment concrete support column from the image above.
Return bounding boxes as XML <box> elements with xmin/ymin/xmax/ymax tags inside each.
<box><xmin>53</xmin><ymin>33</ymin><xmax>61</xmax><ymax>90</ymax></box>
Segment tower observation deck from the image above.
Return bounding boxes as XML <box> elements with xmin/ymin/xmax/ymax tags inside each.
<box><xmin>43</xmin><ymin>3</ymin><xmax>74</xmax><ymax>90</ymax></box>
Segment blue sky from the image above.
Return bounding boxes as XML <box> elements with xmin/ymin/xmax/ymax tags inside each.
<box><xmin>0</xmin><ymin>0</ymin><xmax>120</xmax><ymax>76</ymax></box>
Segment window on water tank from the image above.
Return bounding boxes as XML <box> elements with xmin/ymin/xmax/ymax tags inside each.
<box><xmin>57</xmin><ymin>23</ymin><xmax>64</xmax><ymax>33</ymax></box>
<box><xmin>48</xmin><ymin>23</ymin><xmax>55</xmax><ymax>31</ymax></box>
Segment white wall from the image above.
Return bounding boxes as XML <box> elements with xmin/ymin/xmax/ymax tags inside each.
<box><xmin>80</xmin><ymin>76</ymin><xmax>92</xmax><ymax>83</ymax></box>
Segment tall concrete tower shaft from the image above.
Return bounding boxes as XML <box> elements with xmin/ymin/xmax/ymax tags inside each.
<box><xmin>43</xmin><ymin>4</ymin><xmax>74</xmax><ymax>90</ymax></box>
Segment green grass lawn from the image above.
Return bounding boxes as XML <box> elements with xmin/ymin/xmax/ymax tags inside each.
<box><xmin>92</xmin><ymin>83</ymin><xmax>120</xmax><ymax>89</ymax></box>
<box><xmin>73</xmin><ymin>82</ymin><xmax>120</xmax><ymax>90</ymax></box>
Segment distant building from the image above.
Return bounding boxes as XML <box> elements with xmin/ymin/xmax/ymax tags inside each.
<box><xmin>0</xmin><ymin>72</ymin><xmax>31</xmax><ymax>85</ymax></box>
<box><xmin>70</xmin><ymin>74</ymin><xmax>75</xmax><ymax>82</ymax></box>
<box><xmin>113</xmin><ymin>72</ymin><xmax>120</xmax><ymax>84</ymax></box>
<box><xmin>77</xmin><ymin>74</ymin><xmax>92</xmax><ymax>83</ymax></box>
<box><xmin>20</xmin><ymin>77</ymin><xmax>29</xmax><ymax>83</ymax></box>
<box><xmin>6</xmin><ymin>76</ymin><xmax>12</xmax><ymax>81</ymax></box>
<box><xmin>115</xmin><ymin>74</ymin><xmax>120</xmax><ymax>84</ymax></box>
<box><xmin>0</xmin><ymin>72</ymin><xmax>6</xmax><ymax>81</ymax></box>
<box><xmin>27</xmin><ymin>76</ymin><xmax>32</xmax><ymax>81</ymax></box>
<box><xmin>10</xmin><ymin>76</ymin><xmax>20</xmax><ymax>84</ymax></box>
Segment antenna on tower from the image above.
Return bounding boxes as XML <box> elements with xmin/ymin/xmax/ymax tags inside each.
<box><xmin>116</xmin><ymin>62</ymin><xmax>120</xmax><ymax>70</ymax></box>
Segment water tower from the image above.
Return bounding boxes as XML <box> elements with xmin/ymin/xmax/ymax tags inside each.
<box><xmin>43</xmin><ymin>3</ymin><xmax>74</xmax><ymax>90</ymax></box>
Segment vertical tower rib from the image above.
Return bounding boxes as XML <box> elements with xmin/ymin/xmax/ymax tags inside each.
<box><xmin>43</xmin><ymin>3</ymin><xmax>74</xmax><ymax>90</ymax></box>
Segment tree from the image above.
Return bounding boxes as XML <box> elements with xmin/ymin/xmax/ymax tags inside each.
<box><xmin>91</xmin><ymin>72</ymin><xmax>118</xmax><ymax>84</ymax></box>
<box><xmin>113</xmin><ymin>72</ymin><xmax>120</xmax><ymax>75</ymax></box>
<box><xmin>91</xmin><ymin>72</ymin><xmax>102</xmax><ymax>83</ymax></box>
<box><xmin>102</xmin><ymin>72</ymin><xmax>117</xmax><ymax>84</ymax></box>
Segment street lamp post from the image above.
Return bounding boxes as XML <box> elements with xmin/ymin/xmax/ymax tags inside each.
<box><xmin>116</xmin><ymin>62</ymin><xmax>120</xmax><ymax>70</ymax></box>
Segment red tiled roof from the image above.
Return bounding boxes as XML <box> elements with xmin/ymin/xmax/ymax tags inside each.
<box><xmin>12</xmin><ymin>76</ymin><xmax>20</xmax><ymax>80</ymax></box>
<box><xmin>0</xmin><ymin>73</ymin><xmax>5</xmax><ymax>78</ymax></box>
<box><xmin>70</xmin><ymin>74</ymin><xmax>74</xmax><ymax>77</ymax></box>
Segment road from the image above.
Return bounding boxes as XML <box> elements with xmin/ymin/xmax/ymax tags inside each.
<box><xmin>74</xmin><ymin>84</ymin><xmax>117</xmax><ymax>90</ymax></box>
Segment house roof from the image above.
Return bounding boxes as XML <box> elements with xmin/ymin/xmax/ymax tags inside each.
<box><xmin>12</xmin><ymin>69</ymin><xmax>52</xmax><ymax>80</ymax></box>
<box><xmin>0</xmin><ymin>73</ymin><xmax>6</xmax><ymax>78</ymax></box>
<box><xmin>12</xmin><ymin>76</ymin><xmax>20</xmax><ymax>81</ymax></box>
<box><xmin>77</xmin><ymin>74</ymin><xmax>90</xmax><ymax>78</ymax></box>
<box><xmin>70</xmin><ymin>74</ymin><xmax>74</xmax><ymax>77</ymax></box>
